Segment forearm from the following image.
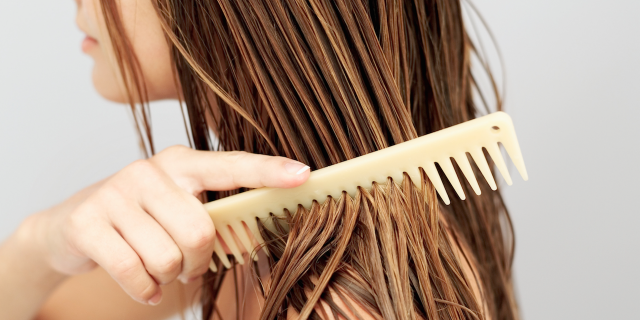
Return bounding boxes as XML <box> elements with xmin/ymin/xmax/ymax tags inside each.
<box><xmin>0</xmin><ymin>214</ymin><xmax>68</xmax><ymax>320</ymax></box>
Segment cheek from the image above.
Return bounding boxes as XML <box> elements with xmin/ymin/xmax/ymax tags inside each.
<box><xmin>87</xmin><ymin>0</ymin><xmax>177</xmax><ymax>103</ymax></box>
<box><xmin>121</xmin><ymin>0</ymin><xmax>178</xmax><ymax>101</ymax></box>
<box><xmin>135</xmin><ymin>40</ymin><xmax>176</xmax><ymax>101</ymax></box>
<box><xmin>90</xmin><ymin>46</ymin><xmax>176</xmax><ymax>104</ymax></box>
<box><xmin>79</xmin><ymin>0</ymin><xmax>129</xmax><ymax>102</ymax></box>
<box><xmin>90</xmin><ymin>50</ymin><xmax>129</xmax><ymax>103</ymax></box>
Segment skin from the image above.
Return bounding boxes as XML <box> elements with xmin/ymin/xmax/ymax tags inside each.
<box><xmin>77</xmin><ymin>0</ymin><xmax>176</xmax><ymax>102</ymax></box>
<box><xmin>0</xmin><ymin>0</ymin><xmax>310</xmax><ymax>319</ymax></box>
<box><xmin>0</xmin><ymin>1</ymin><xmax>485</xmax><ymax>319</ymax></box>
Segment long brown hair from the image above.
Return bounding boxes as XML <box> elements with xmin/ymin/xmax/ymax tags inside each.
<box><xmin>101</xmin><ymin>0</ymin><xmax>518</xmax><ymax>319</ymax></box>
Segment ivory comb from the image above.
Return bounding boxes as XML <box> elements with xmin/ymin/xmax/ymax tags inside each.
<box><xmin>204</xmin><ymin>111</ymin><xmax>528</xmax><ymax>271</ymax></box>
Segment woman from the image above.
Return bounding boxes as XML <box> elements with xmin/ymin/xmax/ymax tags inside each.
<box><xmin>0</xmin><ymin>0</ymin><xmax>518</xmax><ymax>319</ymax></box>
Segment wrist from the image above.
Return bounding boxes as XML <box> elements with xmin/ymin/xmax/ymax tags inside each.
<box><xmin>0</xmin><ymin>212</ymin><xmax>69</xmax><ymax>320</ymax></box>
<box><xmin>14</xmin><ymin>212</ymin><xmax>68</xmax><ymax>284</ymax></box>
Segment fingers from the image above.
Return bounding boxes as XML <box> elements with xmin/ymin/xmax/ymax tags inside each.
<box><xmin>144</xmin><ymin>147</ymin><xmax>310</xmax><ymax>280</ymax></box>
<box><xmin>66</xmin><ymin>147</ymin><xmax>309</xmax><ymax>306</ymax></box>
<box><xmin>88</xmin><ymin>165</ymin><xmax>213</xmax><ymax>295</ymax></box>
<box><xmin>151</xmin><ymin>146</ymin><xmax>310</xmax><ymax>195</ymax></box>
<box><xmin>204</xmin><ymin>151</ymin><xmax>311</xmax><ymax>189</ymax></box>
<box><xmin>118</xmin><ymin>161</ymin><xmax>215</xmax><ymax>283</ymax></box>
<box><xmin>75</xmin><ymin>218</ymin><xmax>162</xmax><ymax>305</ymax></box>
<box><xmin>109</xmin><ymin>205</ymin><xmax>183</xmax><ymax>285</ymax></box>
<box><xmin>141</xmin><ymin>190</ymin><xmax>215</xmax><ymax>283</ymax></box>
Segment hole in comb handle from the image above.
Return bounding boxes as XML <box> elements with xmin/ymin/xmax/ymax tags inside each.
<box><xmin>491</xmin><ymin>125</ymin><xmax>501</xmax><ymax>133</ymax></box>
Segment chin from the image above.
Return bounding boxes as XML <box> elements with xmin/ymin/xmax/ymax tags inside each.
<box><xmin>92</xmin><ymin>64</ymin><xmax>129</xmax><ymax>103</ymax></box>
<box><xmin>91</xmin><ymin>68</ymin><xmax>180</xmax><ymax>104</ymax></box>
<box><xmin>89</xmin><ymin>55</ymin><xmax>179</xmax><ymax>103</ymax></box>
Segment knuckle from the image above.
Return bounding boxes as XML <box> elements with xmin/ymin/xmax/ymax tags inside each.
<box><xmin>223</xmin><ymin>151</ymin><xmax>252</xmax><ymax>186</ymax></box>
<box><xmin>65</xmin><ymin>203</ymin><xmax>101</xmax><ymax>236</ymax></box>
<box><xmin>163</xmin><ymin>144</ymin><xmax>190</xmax><ymax>155</ymax></box>
<box><xmin>153</xmin><ymin>145</ymin><xmax>190</xmax><ymax>164</ymax></box>
<box><xmin>64</xmin><ymin>211</ymin><xmax>90</xmax><ymax>245</ymax></box>
<box><xmin>224</xmin><ymin>151</ymin><xmax>250</xmax><ymax>164</ymax></box>
<box><xmin>94</xmin><ymin>183</ymin><xmax>126</xmax><ymax>204</ymax></box>
<box><xmin>66</xmin><ymin>209</ymin><xmax>88</xmax><ymax>231</ymax></box>
<box><xmin>109</xmin><ymin>256</ymin><xmax>142</xmax><ymax>279</ymax></box>
<box><xmin>152</xmin><ymin>249</ymin><xmax>182</xmax><ymax>275</ymax></box>
<box><xmin>64</xmin><ymin>202</ymin><xmax>109</xmax><ymax>251</ymax></box>
<box><xmin>115</xmin><ymin>159</ymin><xmax>164</xmax><ymax>191</ymax></box>
<box><xmin>124</xmin><ymin>159</ymin><xmax>158</xmax><ymax>178</ymax></box>
<box><xmin>182</xmin><ymin>222</ymin><xmax>215</xmax><ymax>251</ymax></box>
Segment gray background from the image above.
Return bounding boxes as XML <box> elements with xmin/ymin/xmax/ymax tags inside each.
<box><xmin>1</xmin><ymin>0</ymin><xmax>638</xmax><ymax>319</ymax></box>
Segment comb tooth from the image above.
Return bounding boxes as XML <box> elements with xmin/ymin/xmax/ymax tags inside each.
<box><xmin>500</xmin><ymin>137</ymin><xmax>529</xmax><ymax>181</ymax></box>
<box><xmin>485</xmin><ymin>143</ymin><xmax>513</xmax><ymax>185</ymax></box>
<box><xmin>213</xmin><ymin>240</ymin><xmax>231</xmax><ymax>269</ymax></box>
<box><xmin>469</xmin><ymin>148</ymin><xmax>497</xmax><ymax>190</ymax></box>
<box><xmin>245</xmin><ymin>219</ymin><xmax>269</xmax><ymax>256</ymax></box>
<box><xmin>217</xmin><ymin>227</ymin><xmax>245</xmax><ymax>265</ymax></box>
<box><xmin>208</xmin><ymin>258</ymin><xmax>218</xmax><ymax>273</ymax></box>
<box><xmin>453</xmin><ymin>153</ymin><xmax>481</xmax><ymax>196</ymax></box>
<box><xmin>422</xmin><ymin>163</ymin><xmax>451</xmax><ymax>205</ymax></box>
<box><xmin>438</xmin><ymin>158</ymin><xmax>466</xmax><ymax>200</ymax></box>
<box><xmin>406</xmin><ymin>167</ymin><xmax>422</xmax><ymax>187</ymax></box>
<box><xmin>231</xmin><ymin>221</ymin><xmax>255</xmax><ymax>261</ymax></box>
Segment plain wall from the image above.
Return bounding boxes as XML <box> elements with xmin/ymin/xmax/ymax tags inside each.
<box><xmin>1</xmin><ymin>1</ymin><xmax>638</xmax><ymax>319</ymax></box>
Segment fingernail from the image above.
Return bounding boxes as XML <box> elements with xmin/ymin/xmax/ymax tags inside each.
<box><xmin>285</xmin><ymin>162</ymin><xmax>310</xmax><ymax>175</ymax></box>
<box><xmin>148</xmin><ymin>291</ymin><xmax>163</xmax><ymax>306</ymax></box>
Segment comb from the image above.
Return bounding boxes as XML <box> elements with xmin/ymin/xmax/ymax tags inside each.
<box><xmin>204</xmin><ymin>111</ymin><xmax>528</xmax><ymax>271</ymax></box>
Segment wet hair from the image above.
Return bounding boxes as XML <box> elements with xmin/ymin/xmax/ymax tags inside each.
<box><xmin>101</xmin><ymin>0</ymin><xmax>519</xmax><ymax>319</ymax></box>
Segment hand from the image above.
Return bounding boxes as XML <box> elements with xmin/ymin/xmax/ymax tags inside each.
<box><xmin>33</xmin><ymin>146</ymin><xmax>310</xmax><ymax>305</ymax></box>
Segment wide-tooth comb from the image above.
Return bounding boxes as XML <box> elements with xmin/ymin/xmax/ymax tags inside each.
<box><xmin>204</xmin><ymin>112</ymin><xmax>528</xmax><ymax>271</ymax></box>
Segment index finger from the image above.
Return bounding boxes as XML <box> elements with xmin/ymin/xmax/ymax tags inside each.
<box><xmin>150</xmin><ymin>146</ymin><xmax>310</xmax><ymax>194</ymax></box>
